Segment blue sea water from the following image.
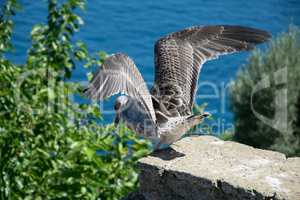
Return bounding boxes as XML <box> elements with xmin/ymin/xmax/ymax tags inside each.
<box><xmin>6</xmin><ymin>0</ymin><xmax>300</xmax><ymax>134</ymax></box>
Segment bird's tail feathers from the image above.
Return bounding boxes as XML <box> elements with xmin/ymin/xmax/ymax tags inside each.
<box><xmin>186</xmin><ymin>112</ymin><xmax>210</xmax><ymax>126</ymax></box>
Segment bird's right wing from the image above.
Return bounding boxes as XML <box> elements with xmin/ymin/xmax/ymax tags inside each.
<box><xmin>84</xmin><ymin>53</ymin><xmax>156</xmax><ymax>122</ymax></box>
<box><xmin>152</xmin><ymin>25</ymin><xmax>270</xmax><ymax>118</ymax></box>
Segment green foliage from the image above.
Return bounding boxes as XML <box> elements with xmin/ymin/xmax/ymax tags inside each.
<box><xmin>0</xmin><ymin>0</ymin><xmax>20</xmax><ymax>54</ymax></box>
<box><xmin>230</xmin><ymin>26</ymin><xmax>300</xmax><ymax>157</ymax></box>
<box><xmin>0</xmin><ymin>0</ymin><xmax>151</xmax><ymax>199</ymax></box>
<box><xmin>218</xmin><ymin>129</ymin><xmax>234</xmax><ymax>141</ymax></box>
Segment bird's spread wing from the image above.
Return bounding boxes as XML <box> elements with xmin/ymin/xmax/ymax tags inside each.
<box><xmin>151</xmin><ymin>25</ymin><xmax>270</xmax><ymax>118</ymax></box>
<box><xmin>85</xmin><ymin>53</ymin><xmax>156</xmax><ymax>122</ymax></box>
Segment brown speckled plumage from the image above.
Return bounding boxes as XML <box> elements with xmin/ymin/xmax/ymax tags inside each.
<box><xmin>152</xmin><ymin>25</ymin><xmax>271</xmax><ymax>119</ymax></box>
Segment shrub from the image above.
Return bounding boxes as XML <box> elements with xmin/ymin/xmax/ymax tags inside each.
<box><xmin>230</xmin><ymin>26</ymin><xmax>300</xmax><ymax>157</ymax></box>
<box><xmin>0</xmin><ymin>0</ymin><xmax>150</xmax><ymax>199</ymax></box>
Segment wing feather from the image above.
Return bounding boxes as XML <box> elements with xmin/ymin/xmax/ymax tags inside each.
<box><xmin>152</xmin><ymin>25</ymin><xmax>270</xmax><ymax>117</ymax></box>
<box><xmin>85</xmin><ymin>53</ymin><xmax>156</xmax><ymax>122</ymax></box>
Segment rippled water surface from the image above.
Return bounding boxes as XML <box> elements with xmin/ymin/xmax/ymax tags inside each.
<box><xmin>8</xmin><ymin>0</ymin><xmax>300</xmax><ymax>133</ymax></box>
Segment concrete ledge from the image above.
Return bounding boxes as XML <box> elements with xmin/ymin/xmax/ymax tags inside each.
<box><xmin>129</xmin><ymin>136</ymin><xmax>300</xmax><ymax>200</ymax></box>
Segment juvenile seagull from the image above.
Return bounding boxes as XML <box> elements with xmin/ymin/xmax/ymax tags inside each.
<box><xmin>85</xmin><ymin>25</ymin><xmax>270</xmax><ymax>150</ymax></box>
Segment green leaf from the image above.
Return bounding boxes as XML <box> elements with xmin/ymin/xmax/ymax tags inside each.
<box><xmin>87</xmin><ymin>72</ymin><xmax>93</xmax><ymax>81</ymax></box>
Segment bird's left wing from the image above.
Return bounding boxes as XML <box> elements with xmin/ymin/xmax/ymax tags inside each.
<box><xmin>84</xmin><ymin>53</ymin><xmax>156</xmax><ymax>122</ymax></box>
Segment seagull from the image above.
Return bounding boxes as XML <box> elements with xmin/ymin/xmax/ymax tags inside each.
<box><xmin>84</xmin><ymin>25</ymin><xmax>270</xmax><ymax>150</ymax></box>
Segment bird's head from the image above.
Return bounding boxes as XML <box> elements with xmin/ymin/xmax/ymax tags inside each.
<box><xmin>114</xmin><ymin>95</ymin><xmax>129</xmax><ymax>112</ymax></box>
<box><xmin>114</xmin><ymin>95</ymin><xmax>129</xmax><ymax>126</ymax></box>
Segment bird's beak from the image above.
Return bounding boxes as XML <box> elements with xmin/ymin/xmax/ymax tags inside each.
<box><xmin>114</xmin><ymin>113</ymin><xmax>120</xmax><ymax>127</ymax></box>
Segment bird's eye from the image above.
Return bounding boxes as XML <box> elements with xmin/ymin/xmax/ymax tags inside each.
<box><xmin>114</xmin><ymin>102</ymin><xmax>121</xmax><ymax>110</ymax></box>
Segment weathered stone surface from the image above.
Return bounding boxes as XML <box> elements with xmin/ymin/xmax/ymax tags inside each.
<box><xmin>132</xmin><ymin>136</ymin><xmax>300</xmax><ymax>200</ymax></box>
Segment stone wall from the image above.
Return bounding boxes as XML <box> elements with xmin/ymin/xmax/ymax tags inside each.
<box><xmin>125</xmin><ymin>136</ymin><xmax>300</xmax><ymax>200</ymax></box>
